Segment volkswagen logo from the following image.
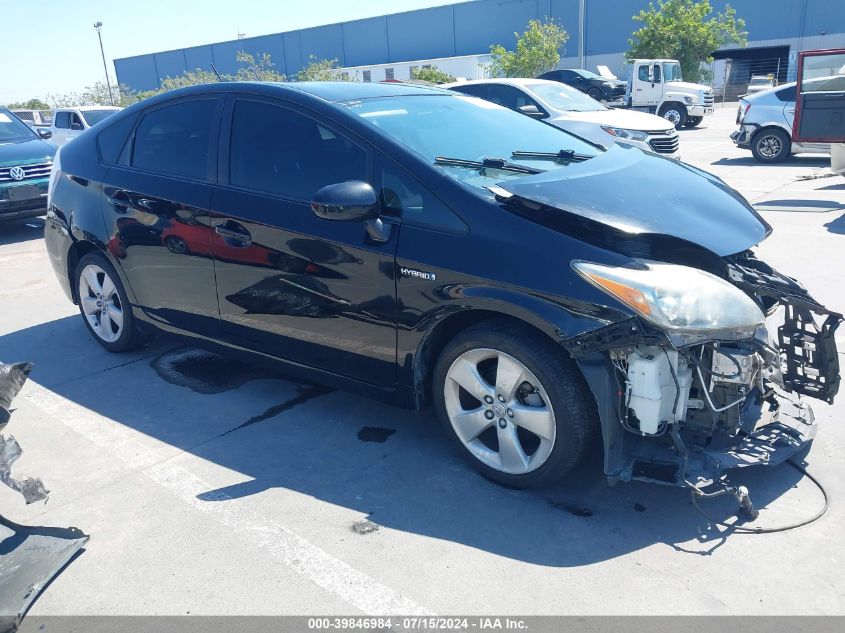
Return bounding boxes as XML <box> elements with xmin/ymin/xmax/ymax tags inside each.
<box><xmin>9</xmin><ymin>166</ymin><xmax>26</xmax><ymax>181</ymax></box>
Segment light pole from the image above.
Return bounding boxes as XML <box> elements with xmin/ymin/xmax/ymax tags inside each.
<box><xmin>93</xmin><ymin>21</ymin><xmax>115</xmax><ymax>106</ymax></box>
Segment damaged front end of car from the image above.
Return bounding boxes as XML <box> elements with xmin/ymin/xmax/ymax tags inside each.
<box><xmin>562</xmin><ymin>251</ymin><xmax>841</xmax><ymax>493</ymax></box>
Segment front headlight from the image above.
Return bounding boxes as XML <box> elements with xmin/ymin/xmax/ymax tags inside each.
<box><xmin>572</xmin><ymin>260</ymin><xmax>765</xmax><ymax>345</ymax></box>
<box><xmin>683</xmin><ymin>95</ymin><xmax>697</xmax><ymax>104</ymax></box>
<box><xmin>601</xmin><ymin>126</ymin><xmax>649</xmax><ymax>142</ymax></box>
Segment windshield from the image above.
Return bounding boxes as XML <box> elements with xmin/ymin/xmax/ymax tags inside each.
<box><xmin>346</xmin><ymin>94</ymin><xmax>599</xmax><ymax>188</ymax></box>
<box><xmin>662</xmin><ymin>62</ymin><xmax>683</xmax><ymax>82</ymax></box>
<box><xmin>0</xmin><ymin>109</ymin><xmax>38</xmax><ymax>143</ymax></box>
<box><xmin>527</xmin><ymin>82</ymin><xmax>606</xmax><ymax>112</ymax></box>
<box><xmin>81</xmin><ymin>109</ymin><xmax>118</xmax><ymax>126</ymax></box>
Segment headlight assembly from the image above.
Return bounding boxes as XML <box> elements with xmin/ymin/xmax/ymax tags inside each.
<box><xmin>600</xmin><ymin>126</ymin><xmax>649</xmax><ymax>142</ymax></box>
<box><xmin>572</xmin><ymin>260</ymin><xmax>765</xmax><ymax>345</ymax></box>
<box><xmin>683</xmin><ymin>96</ymin><xmax>697</xmax><ymax>104</ymax></box>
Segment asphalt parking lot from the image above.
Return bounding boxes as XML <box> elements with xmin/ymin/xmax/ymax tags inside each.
<box><xmin>2</xmin><ymin>104</ymin><xmax>845</xmax><ymax>616</ymax></box>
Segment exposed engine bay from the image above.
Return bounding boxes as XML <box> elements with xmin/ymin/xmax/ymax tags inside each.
<box><xmin>564</xmin><ymin>251</ymin><xmax>842</xmax><ymax>491</ymax></box>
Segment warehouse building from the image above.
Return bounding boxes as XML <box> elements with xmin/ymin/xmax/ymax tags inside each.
<box><xmin>114</xmin><ymin>0</ymin><xmax>845</xmax><ymax>94</ymax></box>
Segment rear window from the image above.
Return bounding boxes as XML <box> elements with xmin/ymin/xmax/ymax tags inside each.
<box><xmin>97</xmin><ymin>113</ymin><xmax>138</xmax><ymax>165</ymax></box>
<box><xmin>131</xmin><ymin>99</ymin><xmax>217</xmax><ymax>181</ymax></box>
<box><xmin>775</xmin><ymin>85</ymin><xmax>796</xmax><ymax>102</ymax></box>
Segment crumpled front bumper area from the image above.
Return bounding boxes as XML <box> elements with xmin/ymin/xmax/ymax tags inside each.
<box><xmin>567</xmin><ymin>253</ymin><xmax>842</xmax><ymax>489</ymax></box>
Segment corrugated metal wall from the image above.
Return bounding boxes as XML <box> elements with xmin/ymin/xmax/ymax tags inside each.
<box><xmin>114</xmin><ymin>0</ymin><xmax>845</xmax><ymax>91</ymax></box>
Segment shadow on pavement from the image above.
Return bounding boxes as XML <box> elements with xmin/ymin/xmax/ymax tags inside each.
<box><xmin>0</xmin><ymin>316</ymin><xmax>813</xmax><ymax>567</ymax></box>
<box><xmin>825</xmin><ymin>212</ymin><xmax>845</xmax><ymax>234</ymax></box>
<box><xmin>711</xmin><ymin>156</ymin><xmax>830</xmax><ymax>168</ymax></box>
<box><xmin>0</xmin><ymin>218</ymin><xmax>46</xmax><ymax>247</ymax></box>
<box><xmin>753</xmin><ymin>199</ymin><xmax>845</xmax><ymax>213</ymax></box>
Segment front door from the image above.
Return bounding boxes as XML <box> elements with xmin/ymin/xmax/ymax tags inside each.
<box><xmin>210</xmin><ymin>96</ymin><xmax>399</xmax><ymax>387</ymax></box>
<box><xmin>793</xmin><ymin>48</ymin><xmax>845</xmax><ymax>143</ymax></box>
<box><xmin>102</xmin><ymin>96</ymin><xmax>223</xmax><ymax>335</ymax></box>
<box><xmin>634</xmin><ymin>63</ymin><xmax>662</xmax><ymax>107</ymax></box>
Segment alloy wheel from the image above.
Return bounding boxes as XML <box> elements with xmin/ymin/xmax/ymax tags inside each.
<box><xmin>758</xmin><ymin>135</ymin><xmax>783</xmax><ymax>158</ymax></box>
<box><xmin>78</xmin><ymin>264</ymin><xmax>124</xmax><ymax>343</ymax></box>
<box><xmin>663</xmin><ymin>109</ymin><xmax>682</xmax><ymax>125</ymax></box>
<box><xmin>443</xmin><ymin>348</ymin><xmax>556</xmax><ymax>474</ymax></box>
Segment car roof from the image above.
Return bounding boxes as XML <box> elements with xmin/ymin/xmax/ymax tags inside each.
<box><xmin>58</xmin><ymin>105</ymin><xmax>123</xmax><ymax>112</ymax></box>
<box><xmin>283</xmin><ymin>81</ymin><xmax>450</xmax><ymax>101</ymax></box>
<box><xmin>443</xmin><ymin>78</ymin><xmax>551</xmax><ymax>89</ymax></box>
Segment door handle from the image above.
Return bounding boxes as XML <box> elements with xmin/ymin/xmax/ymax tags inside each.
<box><xmin>107</xmin><ymin>191</ymin><xmax>130</xmax><ymax>213</ymax></box>
<box><xmin>215</xmin><ymin>222</ymin><xmax>252</xmax><ymax>245</ymax></box>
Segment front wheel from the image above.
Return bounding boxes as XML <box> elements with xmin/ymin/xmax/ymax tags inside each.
<box><xmin>433</xmin><ymin>321</ymin><xmax>597</xmax><ymax>489</ymax></box>
<box><xmin>659</xmin><ymin>103</ymin><xmax>687</xmax><ymax>129</ymax></box>
<box><xmin>684</xmin><ymin>116</ymin><xmax>703</xmax><ymax>128</ymax></box>
<box><xmin>75</xmin><ymin>252</ymin><xmax>152</xmax><ymax>352</ymax></box>
<box><xmin>751</xmin><ymin>128</ymin><xmax>791</xmax><ymax>163</ymax></box>
<box><xmin>587</xmin><ymin>87</ymin><xmax>603</xmax><ymax>101</ymax></box>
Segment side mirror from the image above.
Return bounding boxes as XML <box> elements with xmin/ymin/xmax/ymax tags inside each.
<box><xmin>37</xmin><ymin>128</ymin><xmax>52</xmax><ymax>140</ymax></box>
<box><xmin>518</xmin><ymin>104</ymin><xmax>545</xmax><ymax>118</ymax></box>
<box><xmin>312</xmin><ymin>181</ymin><xmax>379</xmax><ymax>222</ymax></box>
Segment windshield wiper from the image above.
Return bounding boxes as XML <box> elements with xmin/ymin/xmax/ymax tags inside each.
<box><xmin>434</xmin><ymin>156</ymin><xmax>545</xmax><ymax>175</ymax></box>
<box><xmin>511</xmin><ymin>150</ymin><xmax>593</xmax><ymax>164</ymax></box>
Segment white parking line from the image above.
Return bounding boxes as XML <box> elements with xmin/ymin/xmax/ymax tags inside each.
<box><xmin>26</xmin><ymin>383</ymin><xmax>432</xmax><ymax>616</ymax></box>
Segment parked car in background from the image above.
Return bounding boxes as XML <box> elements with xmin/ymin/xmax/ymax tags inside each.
<box><xmin>44</xmin><ymin>82</ymin><xmax>840</xmax><ymax>495</ymax></box>
<box><xmin>446</xmin><ymin>78</ymin><xmax>680</xmax><ymax>159</ymax></box>
<box><xmin>49</xmin><ymin>106</ymin><xmax>122</xmax><ymax>147</ymax></box>
<box><xmin>10</xmin><ymin>109</ymin><xmax>53</xmax><ymax>127</ymax></box>
<box><xmin>0</xmin><ymin>107</ymin><xmax>55</xmax><ymax>222</ymax></box>
<box><xmin>731</xmin><ymin>82</ymin><xmax>829</xmax><ymax>162</ymax></box>
<box><xmin>537</xmin><ymin>68</ymin><xmax>627</xmax><ymax>102</ymax></box>
<box><xmin>746</xmin><ymin>75</ymin><xmax>776</xmax><ymax>95</ymax></box>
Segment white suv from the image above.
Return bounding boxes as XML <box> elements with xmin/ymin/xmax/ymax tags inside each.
<box><xmin>49</xmin><ymin>106</ymin><xmax>122</xmax><ymax>147</ymax></box>
<box><xmin>731</xmin><ymin>82</ymin><xmax>829</xmax><ymax>162</ymax></box>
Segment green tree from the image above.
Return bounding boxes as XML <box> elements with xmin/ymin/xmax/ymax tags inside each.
<box><xmin>234</xmin><ymin>51</ymin><xmax>286</xmax><ymax>82</ymax></box>
<box><xmin>4</xmin><ymin>98</ymin><xmax>51</xmax><ymax>110</ymax></box>
<box><xmin>627</xmin><ymin>0</ymin><xmax>747</xmax><ymax>83</ymax></box>
<box><xmin>489</xmin><ymin>18</ymin><xmax>569</xmax><ymax>78</ymax></box>
<box><xmin>410</xmin><ymin>66</ymin><xmax>456</xmax><ymax>84</ymax></box>
<box><xmin>296</xmin><ymin>56</ymin><xmax>351</xmax><ymax>82</ymax></box>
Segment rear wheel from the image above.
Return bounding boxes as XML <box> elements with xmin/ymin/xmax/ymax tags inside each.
<box><xmin>751</xmin><ymin>128</ymin><xmax>791</xmax><ymax>163</ymax></box>
<box><xmin>75</xmin><ymin>252</ymin><xmax>151</xmax><ymax>352</ymax></box>
<box><xmin>433</xmin><ymin>321</ymin><xmax>597</xmax><ymax>489</ymax></box>
<box><xmin>684</xmin><ymin>116</ymin><xmax>703</xmax><ymax>128</ymax></box>
<box><xmin>659</xmin><ymin>103</ymin><xmax>687</xmax><ymax>129</ymax></box>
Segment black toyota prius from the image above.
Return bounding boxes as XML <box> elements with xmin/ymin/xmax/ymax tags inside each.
<box><xmin>45</xmin><ymin>81</ymin><xmax>841</xmax><ymax>497</ymax></box>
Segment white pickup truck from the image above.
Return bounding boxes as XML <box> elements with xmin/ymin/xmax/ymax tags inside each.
<box><xmin>615</xmin><ymin>59</ymin><xmax>715</xmax><ymax>129</ymax></box>
<box><xmin>49</xmin><ymin>106</ymin><xmax>122</xmax><ymax>147</ymax></box>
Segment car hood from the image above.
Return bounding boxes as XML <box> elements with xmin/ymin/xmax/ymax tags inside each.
<box><xmin>0</xmin><ymin>137</ymin><xmax>55</xmax><ymax>166</ymax></box>
<box><xmin>666</xmin><ymin>80</ymin><xmax>708</xmax><ymax>93</ymax></box>
<box><xmin>497</xmin><ymin>144</ymin><xmax>771</xmax><ymax>257</ymax></box>
<box><xmin>552</xmin><ymin>108</ymin><xmax>673</xmax><ymax>132</ymax></box>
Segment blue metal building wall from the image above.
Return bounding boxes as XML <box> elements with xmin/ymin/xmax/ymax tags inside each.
<box><xmin>114</xmin><ymin>0</ymin><xmax>845</xmax><ymax>91</ymax></box>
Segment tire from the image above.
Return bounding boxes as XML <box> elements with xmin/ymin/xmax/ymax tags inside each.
<box><xmin>684</xmin><ymin>116</ymin><xmax>703</xmax><ymax>128</ymax></box>
<box><xmin>164</xmin><ymin>236</ymin><xmax>188</xmax><ymax>254</ymax></box>
<box><xmin>75</xmin><ymin>252</ymin><xmax>152</xmax><ymax>352</ymax></box>
<box><xmin>659</xmin><ymin>103</ymin><xmax>687</xmax><ymax>129</ymax></box>
<box><xmin>587</xmin><ymin>87</ymin><xmax>603</xmax><ymax>101</ymax></box>
<box><xmin>751</xmin><ymin>128</ymin><xmax>791</xmax><ymax>163</ymax></box>
<box><xmin>433</xmin><ymin>320</ymin><xmax>598</xmax><ymax>489</ymax></box>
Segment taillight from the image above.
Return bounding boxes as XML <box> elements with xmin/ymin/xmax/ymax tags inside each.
<box><xmin>738</xmin><ymin>103</ymin><xmax>751</xmax><ymax>123</ymax></box>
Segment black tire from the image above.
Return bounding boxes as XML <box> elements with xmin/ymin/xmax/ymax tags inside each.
<box><xmin>74</xmin><ymin>252</ymin><xmax>152</xmax><ymax>352</ymax></box>
<box><xmin>433</xmin><ymin>320</ymin><xmax>598</xmax><ymax>489</ymax></box>
<box><xmin>659</xmin><ymin>102</ymin><xmax>687</xmax><ymax>129</ymax></box>
<box><xmin>751</xmin><ymin>128</ymin><xmax>791</xmax><ymax>163</ymax></box>
<box><xmin>587</xmin><ymin>87</ymin><xmax>603</xmax><ymax>101</ymax></box>
<box><xmin>684</xmin><ymin>116</ymin><xmax>703</xmax><ymax>128</ymax></box>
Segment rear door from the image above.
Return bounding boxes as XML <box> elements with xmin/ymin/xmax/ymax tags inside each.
<box><xmin>101</xmin><ymin>96</ymin><xmax>223</xmax><ymax>335</ymax></box>
<box><xmin>210</xmin><ymin>95</ymin><xmax>399</xmax><ymax>387</ymax></box>
<box><xmin>792</xmin><ymin>48</ymin><xmax>845</xmax><ymax>143</ymax></box>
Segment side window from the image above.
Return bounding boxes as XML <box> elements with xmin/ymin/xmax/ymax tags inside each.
<box><xmin>54</xmin><ymin>112</ymin><xmax>70</xmax><ymax>129</ymax></box>
<box><xmin>776</xmin><ymin>85</ymin><xmax>797</xmax><ymax>102</ymax></box>
<box><xmin>131</xmin><ymin>99</ymin><xmax>217</xmax><ymax>181</ymax></box>
<box><xmin>487</xmin><ymin>85</ymin><xmax>539</xmax><ymax>112</ymax></box>
<box><xmin>70</xmin><ymin>113</ymin><xmax>84</xmax><ymax>130</ymax></box>
<box><xmin>378</xmin><ymin>157</ymin><xmax>466</xmax><ymax>234</ymax></box>
<box><xmin>453</xmin><ymin>84</ymin><xmax>488</xmax><ymax>99</ymax></box>
<box><xmin>97</xmin><ymin>114</ymin><xmax>138</xmax><ymax>165</ymax></box>
<box><xmin>559</xmin><ymin>71</ymin><xmax>573</xmax><ymax>81</ymax></box>
<box><xmin>637</xmin><ymin>66</ymin><xmax>650</xmax><ymax>82</ymax></box>
<box><xmin>229</xmin><ymin>99</ymin><xmax>367</xmax><ymax>201</ymax></box>
<box><xmin>653</xmin><ymin>65</ymin><xmax>661</xmax><ymax>83</ymax></box>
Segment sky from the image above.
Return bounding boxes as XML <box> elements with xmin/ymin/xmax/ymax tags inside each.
<box><xmin>0</xmin><ymin>0</ymin><xmax>460</xmax><ymax>104</ymax></box>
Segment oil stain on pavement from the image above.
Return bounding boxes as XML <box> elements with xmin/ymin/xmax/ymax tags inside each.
<box><xmin>152</xmin><ymin>347</ymin><xmax>280</xmax><ymax>394</ymax></box>
<box><xmin>221</xmin><ymin>384</ymin><xmax>333</xmax><ymax>436</ymax></box>
<box><xmin>357</xmin><ymin>426</ymin><xmax>396</xmax><ymax>443</ymax></box>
